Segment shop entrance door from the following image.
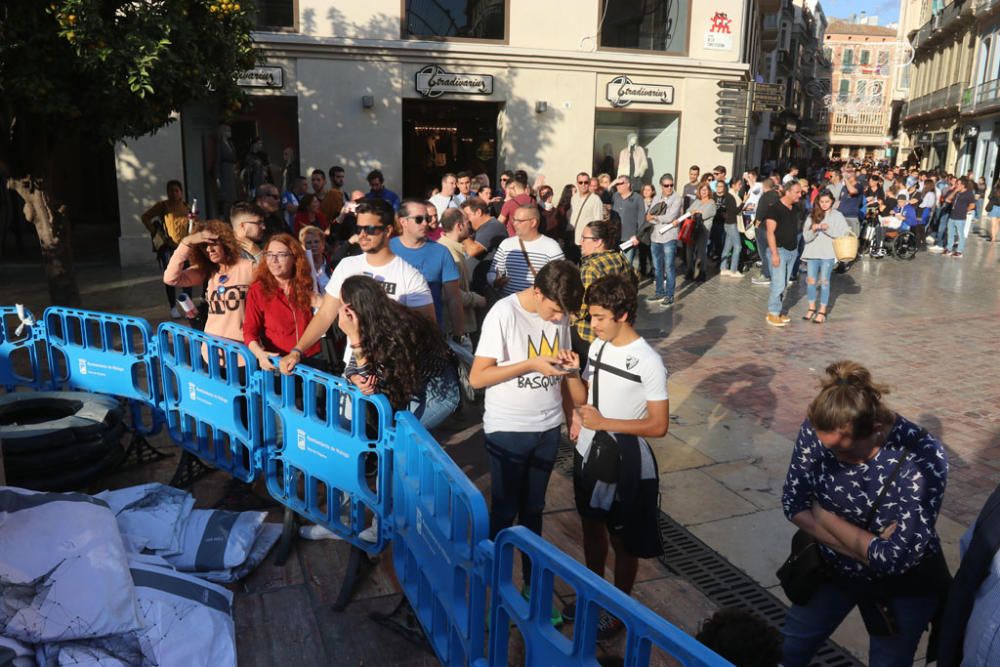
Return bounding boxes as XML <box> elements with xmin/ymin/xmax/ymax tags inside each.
<box><xmin>402</xmin><ymin>99</ymin><xmax>501</xmax><ymax>199</ymax></box>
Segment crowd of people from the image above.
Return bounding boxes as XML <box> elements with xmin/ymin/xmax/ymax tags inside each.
<box><xmin>139</xmin><ymin>156</ymin><xmax>998</xmax><ymax>665</ymax></box>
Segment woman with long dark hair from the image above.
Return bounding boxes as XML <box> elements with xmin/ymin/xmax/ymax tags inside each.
<box><xmin>337</xmin><ymin>275</ymin><xmax>459</xmax><ymax>428</ymax></box>
<box><xmin>164</xmin><ymin>220</ymin><xmax>254</xmax><ymax>342</ymax></box>
<box><xmin>780</xmin><ymin>361</ymin><xmax>950</xmax><ymax>666</ymax></box>
<box><xmin>243</xmin><ymin>234</ymin><xmax>321</xmax><ymax>370</ymax></box>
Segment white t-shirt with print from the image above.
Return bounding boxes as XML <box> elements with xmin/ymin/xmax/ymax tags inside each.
<box><xmin>576</xmin><ymin>336</ymin><xmax>669</xmax><ymax>456</ymax></box>
<box><xmin>325</xmin><ymin>254</ymin><xmax>432</xmax><ymax>308</ymax></box>
<box><xmin>475</xmin><ymin>293</ymin><xmax>571</xmax><ymax>434</ymax></box>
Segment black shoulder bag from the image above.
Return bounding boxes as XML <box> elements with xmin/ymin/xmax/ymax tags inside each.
<box><xmin>776</xmin><ymin>451</ymin><xmax>909</xmax><ymax>606</ymax></box>
<box><xmin>582</xmin><ymin>342</ymin><xmax>620</xmax><ymax>485</ymax></box>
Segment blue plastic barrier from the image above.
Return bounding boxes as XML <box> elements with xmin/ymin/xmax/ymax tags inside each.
<box><xmin>157</xmin><ymin>322</ymin><xmax>261</xmax><ymax>482</ymax></box>
<box><xmin>485</xmin><ymin>527</ymin><xmax>731</xmax><ymax>666</ymax></box>
<box><xmin>391</xmin><ymin>412</ymin><xmax>491</xmax><ymax>666</ymax></box>
<box><xmin>0</xmin><ymin>306</ymin><xmax>42</xmax><ymax>391</ymax></box>
<box><xmin>42</xmin><ymin>307</ymin><xmax>163</xmax><ymax>434</ymax></box>
<box><xmin>262</xmin><ymin>363</ymin><xmax>393</xmax><ymax>554</ymax></box>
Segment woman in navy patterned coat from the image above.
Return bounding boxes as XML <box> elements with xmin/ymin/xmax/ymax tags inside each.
<box><xmin>780</xmin><ymin>361</ymin><xmax>951</xmax><ymax>667</ymax></box>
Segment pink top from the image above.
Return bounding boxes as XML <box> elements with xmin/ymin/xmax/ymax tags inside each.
<box><xmin>163</xmin><ymin>243</ymin><xmax>255</xmax><ymax>343</ymax></box>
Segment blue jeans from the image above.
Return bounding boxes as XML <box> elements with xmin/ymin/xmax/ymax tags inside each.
<box><xmin>721</xmin><ymin>224</ymin><xmax>741</xmax><ymax>273</ymax></box>
<box><xmin>650</xmin><ymin>240</ymin><xmax>678</xmax><ymax>298</ymax></box>
<box><xmin>791</xmin><ymin>234</ymin><xmax>804</xmax><ymax>280</ymax></box>
<box><xmin>755</xmin><ymin>224</ymin><xmax>771</xmax><ymax>279</ymax></box>
<box><xmin>805</xmin><ymin>258</ymin><xmax>835</xmax><ymax>307</ymax></box>
<box><xmin>946</xmin><ymin>217</ymin><xmax>967</xmax><ymax>253</ymax></box>
<box><xmin>408</xmin><ymin>363</ymin><xmax>460</xmax><ymax>430</ymax></box>
<box><xmin>485</xmin><ymin>426</ymin><xmax>561</xmax><ymax>578</ymax></box>
<box><xmin>767</xmin><ymin>247</ymin><xmax>798</xmax><ymax>315</ymax></box>
<box><xmin>782</xmin><ymin>582</ymin><xmax>938</xmax><ymax>667</ymax></box>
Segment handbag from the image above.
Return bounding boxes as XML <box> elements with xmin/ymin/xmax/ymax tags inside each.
<box><xmin>832</xmin><ymin>231</ymin><xmax>859</xmax><ymax>262</ymax></box>
<box><xmin>678</xmin><ymin>214</ymin><xmax>698</xmax><ymax>246</ymax></box>
<box><xmin>582</xmin><ymin>342</ymin><xmax>620</xmax><ymax>485</ymax></box>
<box><xmin>776</xmin><ymin>450</ymin><xmax>909</xmax><ymax>606</ymax></box>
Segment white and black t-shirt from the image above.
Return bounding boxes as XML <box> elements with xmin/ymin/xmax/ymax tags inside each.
<box><xmin>576</xmin><ymin>336</ymin><xmax>669</xmax><ymax>456</ymax></box>
<box><xmin>325</xmin><ymin>254</ymin><xmax>432</xmax><ymax>308</ymax></box>
<box><xmin>476</xmin><ymin>293</ymin><xmax>571</xmax><ymax>434</ymax></box>
<box><xmin>489</xmin><ymin>235</ymin><xmax>564</xmax><ymax>296</ymax></box>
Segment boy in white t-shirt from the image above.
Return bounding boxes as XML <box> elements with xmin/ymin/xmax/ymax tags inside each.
<box><xmin>564</xmin><ymin>273</ymin><xmax>668</xmax><ymax>639</ymax></box>
<box><xmin>470</xmin><ymin>260</ymin><xmax>583</xmax><ymax>625</ymax></box>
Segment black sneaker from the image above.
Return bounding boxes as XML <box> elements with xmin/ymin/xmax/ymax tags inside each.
<box><xmin>661</xmin><ymin>296</ymin><xmax>674</xmax><ymax>308</ymax></box>
<box><xmin>645</xmin><ymin>293</ymin><xmax>665</xmax><ymax>303</ymax></box>
<box><xmin>597</xmin><ymin>611</ymin><xmax>625</xmax><ymax>641</ymax></box>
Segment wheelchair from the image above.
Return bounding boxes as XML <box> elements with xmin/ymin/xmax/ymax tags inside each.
<box><xmin>866</xmin><ymin>212</ymin><xmax>918</xmax><ymax>261</ymax></box>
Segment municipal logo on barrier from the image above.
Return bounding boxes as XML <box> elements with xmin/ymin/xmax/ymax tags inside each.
<box><xmin>78</xmin><ymin>359</ymin><xmax>88</xmax><ymax>375</ymax></box>
<box><xmin>188</xmin><ymin>382</ymin><xmax>197</xmax><ymax>401</ymax></box>
<box><xmin>297</xmin><ymin>428</ymin><xmax>307</xmax><ymax>451</ymax></box>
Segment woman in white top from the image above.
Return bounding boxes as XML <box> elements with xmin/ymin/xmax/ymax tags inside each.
<box><xmin>801</xmin><ymin>191</ymin><xmax>849</xmax><ymax>324</ymax></box>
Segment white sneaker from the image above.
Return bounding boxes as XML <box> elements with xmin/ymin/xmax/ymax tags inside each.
<box><xmin>359</xmin><ymin>517</ymin><xmax>378</xmax><ymax>544</ymax></box>
<box><xmin>299</xmin><ymin>524</ymin><xmax>344</xmax><ymax>541</ymax></box>
<box><xmin>169</xmin><ymin>306</ymin><xmax>182</xmax><ymax>319</ymax></box>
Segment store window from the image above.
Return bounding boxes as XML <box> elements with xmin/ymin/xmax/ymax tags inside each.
<box><xmin>599</xmin><ymin>0</ymin><xmax>690</xmax><ymax>55</ymax></box>
<box><xmin>593</xmin><ymin>111</ymin><xmax>679</xmax><ymax>189</ymax></box>
<box><xmin>253</xmin><ymin>0</ymin><xmax>295</xmax><ymax>30</ymax></box>
<box><xmin>404</xmin><ymin>0</ymin><xmax>506</xmax><ymax>40</ymax></box>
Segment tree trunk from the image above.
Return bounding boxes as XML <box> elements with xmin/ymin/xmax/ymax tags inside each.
<box><xmin>6</xmin><ymin>176</ymin><xmax>80</xmax><ymax>307</ymax></box>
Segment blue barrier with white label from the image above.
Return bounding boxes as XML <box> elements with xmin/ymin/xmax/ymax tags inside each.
<box><xmin>43</xmin><ymin>307</ymin><xmax>163</xmax><ymax>434</ymax></box>
<box><xmin>0</xmin><ymin>306</ymin><xmax>42</xmax><ymax>391</ymax></box>
<box><xmin>262</xmin><ymin>363</ymin><xmax>393</xmax><ymax>554</ymax></box>
<box><xmin>157</xmin><ymin>322</ymin><xmax>260</xmax><ymax>482</ymax></box>
<box><xmin>486</xmin><ymin>527</ymin><xmax>731</xmax><ymax>666</ymax></box>
<box><xmin>391</xmin><ymin>411</ymin><xmax>491</xmax><ymax>666</ymax></box>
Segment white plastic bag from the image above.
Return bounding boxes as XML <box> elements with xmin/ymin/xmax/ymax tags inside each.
<box><xmin>0</xmin><ymin>635</ymin><xmax>35</xmax><ymax>667</ymax></box>
<box><xmin>95</xmin><ymin>483</ymin><xmax>195</xmax><ymax>554</ymax></box>
<box><xmin>196</xmin><ymin>522</ymin><xmax>282</xmax><ymax>583</ymax></box>
<box><xmin>164</xmin><ymin>509</ymin><xmax>266</xmax><ymax>572</ymax></box>
<box><xmin>0</xmin><ymin>487</ymin><xmax>140</xmax><ymax>644</ymax></box>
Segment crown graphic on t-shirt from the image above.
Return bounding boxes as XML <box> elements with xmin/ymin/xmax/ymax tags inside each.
<box><xmin>527</xmin><ymin>332</ymin><xmax>560</xmax><ymax>359</ymax></box>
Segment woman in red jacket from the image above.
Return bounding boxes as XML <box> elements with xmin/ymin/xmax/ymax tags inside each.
<box><xmin>243</xmin><ymin>234</ymin><xmax>321</xmax><ymax>370</ymax></box>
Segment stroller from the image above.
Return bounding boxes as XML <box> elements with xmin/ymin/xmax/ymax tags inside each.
<box><xmin>735</xmin><ymin>215</ymin><xmax>760</xmax><ymax>274</ymax></box>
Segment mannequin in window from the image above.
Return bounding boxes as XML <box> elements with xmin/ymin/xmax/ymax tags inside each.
<box><xmin>617</xmin><ymin>133</ymin><xmax>648</xmax><ymax>186</ymax></box>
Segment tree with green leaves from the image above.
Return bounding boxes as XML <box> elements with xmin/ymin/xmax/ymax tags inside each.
<box><xmin>0</xmin><ymin>0</ymin><xmax>257</xmax><ymax>306</ymax></box>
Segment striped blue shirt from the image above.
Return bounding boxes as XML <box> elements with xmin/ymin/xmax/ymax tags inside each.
<box><xmin>489</xmin><ymin>235</ymin><xmax>564</xmax><ymax>296</ymax></box>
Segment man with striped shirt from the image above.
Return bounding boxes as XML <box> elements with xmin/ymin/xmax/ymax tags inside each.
<box><xmin>488</xmin><ymin>204</ymin><xmax>564</xmax><ymax>296</ymax></box>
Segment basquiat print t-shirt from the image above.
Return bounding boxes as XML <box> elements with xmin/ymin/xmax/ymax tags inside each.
<box><xmin>475</xmin><ymin>293</ymin><xmax>571</xmax><ymax>434</ymax></box>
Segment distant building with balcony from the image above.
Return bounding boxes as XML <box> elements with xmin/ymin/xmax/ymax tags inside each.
<box><xmin>956</xmin><ymin>0</ymin><xmax>1000</xmax><ymax>183</ymax></box>
<box><xmin>901</xmin><ymin>0</ymin><xmax>976</xmax><ymax>172</ymax></box>
<box><xmin>822</xmin><ymin>19</ymin><xmax>897</xmax><ymax>160</ymax></box>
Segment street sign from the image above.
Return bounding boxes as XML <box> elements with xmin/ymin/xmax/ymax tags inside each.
<box><xmin>715</xmin><ymin>106</ymin><xmax>744</xmax><ymax>117</ymax></box>
<box><xmin>717</xmin><ymin>89</ymin><xmax>749</xmax><ymax>100</ymax></box>
<box><xmin>754</xmin><ymin>82</ymin><xmax>783</xmax><ymax>95</ymax></box>
<box><xmin>714</xmin><ymin>136</ymin><xmax>741</xmax><ymax>145</ymax></box>
<box><xmin>714</xmin><ymin>126</ymin><xmax>746</xmax><ymax>135</ymax></box>
<box><xmin>718</xmin><ymin>81</ymin><xmax>750</xmax><ymax>90</ymax></box>
<box><xmin>753</xmin><ymin>102</ymin><xmax>785</xmax><ymax>113</ymax></box>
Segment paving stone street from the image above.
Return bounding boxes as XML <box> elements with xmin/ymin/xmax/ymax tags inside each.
<box><xmin>2</xmin><ymin>228</ymin><xmax>998</xmax><ymax>665</ymax></box>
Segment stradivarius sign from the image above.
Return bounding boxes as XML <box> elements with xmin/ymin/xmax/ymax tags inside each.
<box><xmin>415</xmin><ymin>65</ymin><xmax>494</xmax><ymax>98</ymax></box>
<box><xmin>606</xmin><ymin>75</ymin><xmax>675</xmax><ymax>108</ymax></box>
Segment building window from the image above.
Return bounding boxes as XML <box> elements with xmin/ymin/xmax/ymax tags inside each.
<box><xmin>404</xmin><ymin>0</ymin><xmax>506</xmax><ymax>40</ymax></box>
<box><xmin>860</xmin><ymin>50</ymin><xmax>870</xmax><ymax>65</ymax></box>
<box><xmin>599</xmin><ymin>0</ymin><xmax>690</xmax><ymax>55</ymax></box>
<box><xmin>838</xmin><ymin>79</ymin><xmax>850</xmax><ymax>102</ymax></box>
<box><xmin>253</xmin><ymin>0</ymin><xmax>295</xmax><ymax>30</ymax></box>
<box><xmin>843</xmin><ymin>48</ymin><xmax>853</xmax><ymax>66</ymax></box>
<box><xmin>855</xmin><ymin>80</ymin><xmax>867</xmax><ymax>101</ymax></box>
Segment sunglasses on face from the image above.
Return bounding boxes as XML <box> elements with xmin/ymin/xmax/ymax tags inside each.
<box><xmin>357</xmin><ymin>225</ymin><xmax>386</xmax><ymax>235</ymax></box>
<box><xmin>405</xmin><ymin>215</ymin><xmax>429</xmax><ymax>224</ymax></box>
<box><xmin>661</xmin><ymin>183</ymin><xmax>674</xmax><ymax>188</ymax></box>
<box><xmin>577</xmin><ymin>180</ymin><xmax>588</xmax><ymax>185</ymax></box>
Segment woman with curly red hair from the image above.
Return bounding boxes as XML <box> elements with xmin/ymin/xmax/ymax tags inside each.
<box><xmin>243</xmin><ymin>234</ymin><xmax>322</xmax><ymax>370</ymax></box>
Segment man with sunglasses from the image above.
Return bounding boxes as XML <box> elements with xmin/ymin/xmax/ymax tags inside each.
<box><xmin>231</xmin><ymin>201</ymin><xmax>266</xmax><ymax>264</ymax></box>
<box><xmin>390</xmin><ymin>199</ymin><xmax>464</xmax><ymax>333</ymax></box>
<box><xmin>279</xmin><ymin>198</ymin><xmax>433</xmax><ymax>374</ymax></box>
<box><xmin>571</xmin><ymin>171</ymin><xmax>604</xmax><ymax>248</ymax></box>
<box><xmin>645</xmin><ymin>174</ymin><xmax>683</xmax><ymax>307</ymax></box>
<box><xmin>253</xmin><ymin>184</ymin><xmax>285</xmax><ymax>238</ymax></box>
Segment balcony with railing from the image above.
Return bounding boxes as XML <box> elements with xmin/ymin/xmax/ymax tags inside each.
<box><xmin>960</xmin><ymin>77</ymin><xmax>1000</xmax><ymax>115</ymax></box>
<box><xmin>827</xmin><ymin>111</ymin><xmax>890</xmax><ymax>142</ymax></box>
<box><xmin>904</xmin><ymin>82</ymin><xmax>965</xmax><ymax>119</ymax></box>
<box><xmin>910</xmin><ymin>1</ymin><xmax>974</xmax><ymax>52</ymax></box>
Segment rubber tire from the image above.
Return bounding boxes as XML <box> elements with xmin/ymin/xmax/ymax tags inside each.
<box><xmin>0</xmin><ymin>392</ymin><xmax>123</xmax><ymax>455</ymax></box>
<box><xmin>7</xmin><ymin>441</ymin><xmax>126</xmax><ymax>492</ymax></box>
<box><xmin>4</xmin><ymin>420</ymin><xmax>126</xmax><ymax>476</ymax></box>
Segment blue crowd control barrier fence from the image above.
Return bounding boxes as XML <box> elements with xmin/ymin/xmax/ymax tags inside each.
<box><xmin>486</xmin><ymin>527</ymin><xmax>731</xmax><ymax>667</ymax></box>
<box><xmin>390</xmin><ymin>412</ymin><xmax>491</xmax><ymax>665</ymax></box>
<box><xmin>157</xmin><ymin>322</ymin><xmax>261</xmax><ymax>482</ymax></box>
<box><xmin>0</xmin><ymin>305</ymin><xmax>729</xmax><ymax>666</ymax></box>
<box><xmin>0</xmin><ymin>306</ymin><xmax>42</xmax><ymax>391</ymax></box>
<box><xmin>262</xmin><ymin>363</ymin><xmax>393</xmax><ymax>554</ymax></box>
<box><xmin>42</xmin><ymin>307</ymin><xmax>164</xmax><ymax>435</ymax></box>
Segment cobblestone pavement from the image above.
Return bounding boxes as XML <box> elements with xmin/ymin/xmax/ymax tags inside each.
<box><xmin>2</xmin><ymin>228</ymin><xmax>998</xmax><ymax>664</ymax></box>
